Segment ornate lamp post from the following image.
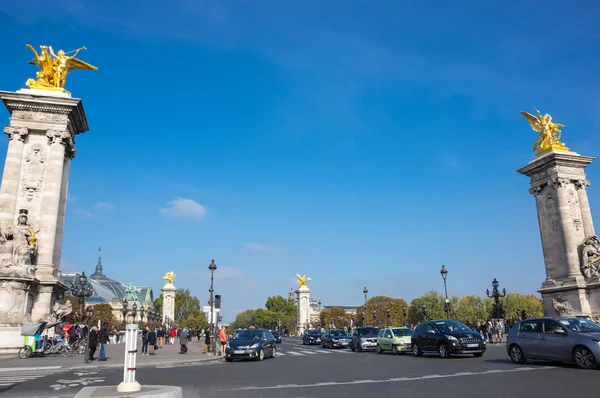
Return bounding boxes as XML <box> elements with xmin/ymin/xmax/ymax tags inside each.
<box><xmin>402</xmin><ymin>306</ymin><xmax>408</xmax><ymax>327</ymax></box>
<box><xmin>440</xmin><ymin>265</ymin><xmax>450</xmax><ymax>319</ymax></box>
<box><xmin>139</xmin><ymin>305</ymin><xmax>146</xmax><ymax>325</ymax></box>
<box><xmin>131</xmin><ymin>303</ymin><xmax>138</xmax><ymax>324</ymax></box>
<box><xmin>421</xmin><ymin>304</ymin><xmax>427</xmax><ymax>321</ymax></box>
<box><xmin>361</xmin><ymin>311</ymin><xmax>365</xmax><ymax>327</ymax></box>
<box><xmin>363</xmin><ymin>287</ymin><xmax>369</xmax><ymax>325</ymax></box>
<box><xmin>386</xmin><ymin>309</ymin><xmax>391</xmax><ymax>327</ymax></box>
<box><xmin>208</xmin><ymin>259</ymin><xmax>217</xmax><ymax>355</ymax></box>
<box><xmin>121</xmin><ymin>299</ymin><xmax>129</xmax><ymax>326</ymax></box>
<box><xmin>317</xmin><ymin>299</ymin><xmax>322</xmax><ymax>311</ymax></box>
<box><xmin>70</xmin><ymin>271</ymin><xmax>93</xmax><ymax>321</ymax></box>
<box><xmin>486</xmin><ymin>278</ymin><xmax>507</xmax><ymax>319</ymax></box>
<box><xmin>84</xmin><ymin>306</ymin><xmax>93</xmax><ymax>364</ymax></box>
<box><xmin>372</xmin><ymin>310</ymin><xmax>377</xmax><ymax>327</ymax></box>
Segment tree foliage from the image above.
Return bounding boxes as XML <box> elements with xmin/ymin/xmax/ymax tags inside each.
<box><xmin>408</xmin><ymin>291</ymin><xmax>446</xmax><ymax>325</ymax></box>
<box><xmin>499</xmin><ymin>293</ymin><xmax>544</xmax><ymax>319</ymax></box>
<box><xmin>319</xmin><ymin>307</ymin><xmax>349</xmax><ymax>329</ymax></box>
<box><xmin>90</xmin><ymin>303</ymin><xmax>115</xmax><ymax>327</ymax></box>
<box><xmin>356</xmin><ymin>296</ymin><xmax>410</xmax><ymax>327</ymax></box>
<box><xmin>229</xmin><ymin>309</ymin><xmax>257</xmax><ymax>331</ymax></box>
<box><xmin>153</xmin><ymin>289</ymin><xmax>205</xmax><ymax>329</ymax></box>
<box><xmin>230</xmin><ymin>296</ymin><xmax>297</xmax><ymax>333</ymax></box>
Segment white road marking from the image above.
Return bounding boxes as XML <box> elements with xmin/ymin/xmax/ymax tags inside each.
<box><xmin>298</xmin><ymin>350</ymin><xmax>319</xmax><ymax>355</ymax></box>
<box><xmin>224</xmin><ymin>366</ymin><xmax>554</xmax><ymax>391</ymax></box>
<box><xmin>0</xmin><ymin>369</ymin><xmax>65</xmax><ymax>390</ymax></box>
<box><xmin>287</xmin><ymin>351</ymin><xmax>303</xmax><ymax>356</ymax></box>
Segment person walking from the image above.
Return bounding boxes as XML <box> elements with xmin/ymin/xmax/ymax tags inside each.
<box><xmin>157</xmin><ymin>328</ymin><xmax>164</xmax><ymax>349</ymax></box>
<box><xmin>180</xmin><ymin>329</ymin><xmax>188</xmax><ymax>354</ymax></box>
<box><xmin>88</xmin><ymin>326</ymin><xmax>98</xmax><ymax>361</ymax></box>
<box><xmin>98</xmin><ymin>323</ymin><xmax>109</xmax><ymax>361</ymax></box>
<box><xmin>148</xmin><ymin>327</ymin><xmax>157</xmax><ymax>355</ymax></box>
<box><xmin>170</xmin><ymin>327</ymin><xmax>176</xmax><ymax>345</ymax></box>
<box><xmin>204</xmin><ymin>327</ymin><xmax>211</xmax><ymax>355</ymax></box>
<box><xmin>495</xmin><ymin>319</ymin><xmax>504</xmax><ymax>343</ymax></box>
<box><xmin>219</xmin><ymin>326</ymin><xmax>227</xmax><ymax>357</ymax></box>
<box><xmin>141</xmin><ymin>325</ymin><xmax>149</xmax><ymax>355</ymax></box>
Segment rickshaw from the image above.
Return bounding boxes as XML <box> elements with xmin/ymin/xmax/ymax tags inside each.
<box><xmin>18</xmin><ymin>321</ymin><xmax>73</xmax><ymax>359</ymax></box>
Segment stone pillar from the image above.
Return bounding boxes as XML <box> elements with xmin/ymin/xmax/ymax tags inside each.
<box><xmin>297</xmin><ymin>287</ymin><xmax>311</xmax><ymax>335</ymax></box>
<box><xmin>162</xmin><ymin>284</ymin><xmax>176</xmax><ymax>324</ymax></box>
<box><xmin>0</xmin><ymin>89</ymin><xmax>90</xmax><ymax>353</ymax></box>
<box><xmin>518</xmin><ymin>150</ymin><xmax>597</xmax><ymax>316</ymax></box>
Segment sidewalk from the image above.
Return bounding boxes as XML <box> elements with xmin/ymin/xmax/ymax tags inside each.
<box><xmin>0</xmin><ymin>340</ymin><xmax>222</xmax><ymax>371</ymax></box>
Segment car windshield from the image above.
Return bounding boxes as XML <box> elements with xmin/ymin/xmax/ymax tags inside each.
<box><xmin>309</xmin><ymin>331</ymin><xmax>321</xmax><ymax>336</ymax></box>
<box><xmin>392</xmin><ymin>328</ymin><xmax>412</xmax><ymax>337</ymax></box>
<box><xmin>271</xmin><ymin>332</ymin><xmax>280</xmax><ymax>336</ymax></box>
<box><xmin>330</xmin><ymin>330</ymin><xmax>348</xmax><ymax>337</ymax></box>
<box><xmin>558</xmin><ymin>318</ymin><xmax>600</xmax><ymax>333</ymax></box>
<box><xmin>358</xmin><ymin>328</ymin><xmax>379</xmax><ymax>335</ymax></box>
<box><xmin>234</xmin><ymin>330</ymin><xmax>261</xmax><ymax>340</ymax></box>
<box><xmin>433</xmin><ymin>321</ymin><xmax>471</xmax><ymax>333</ymax></box>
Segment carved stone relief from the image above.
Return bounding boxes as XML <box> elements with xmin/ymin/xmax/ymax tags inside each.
<box><xmin>568</xmin><ymin>190</ymin><xmax>582</xmax><ymax>231</ymax></box>
<box><xmin>556</xmin><ymin>166</ymin><xmax>585</xmax><ymax>175</ymax></box>
<box><xmin>552</xmin><ymin>177</ymin><xmax>569</xmax><ymax>189</ymax></box>
<box><xmin>532</xmin><ymin>171</ymin><xmax>548</xmax><ymax>182</ymax></box>
<box><xmin>552</xmin><ymin>296</ymin><xmax>574</xmax><ymax>316</ymax></box>
<box><xmin>12</xmin><ymin>110</ymin><xmax>69</xmax><ymax>124</ymax></box>
<box><xmin>0</xmin><ymin>280</ymin><xmax>29</xmax><ymax>321</ymax></box>
<box><xmin>46</xmin><ymin>130</ymin><xmax>75</xmax><ymax>158</ymax></box>
<box><xmin>4</xmin><ymin>126</ymin><xmax>29</xmax><ymax>142</ymax></box>
<box><xmin>575</xmin><ymin>180</ymin><xmax>589</xmax><ymax>190</ymax></box>
<box><xmin>579</xmin><ymin>236</ymin><xmax>600</xmax><ymax>279</ymax></box>
<box><xmin>21</xmin><ymin>143</ymin><xmax>47</xmax><ymax>202</ymax></box>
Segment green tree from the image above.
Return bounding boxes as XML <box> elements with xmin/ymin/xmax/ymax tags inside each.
<box><xmin>181</xmin><ymin>312</ymin><xmax>208</xmax><ymax>330</ymax></box>
<box><xmin>254</xmin><ymin>308</ymin><xmax>279</xmax><ymax>329</ymax></box>
<box><xmin>452</xmin><ymin>295</ymin><xmax>493</xmax><ymax>324</ymax></box>
<box><xmin>90</xmin><ymin>303</ymin><xmax>116</xmax><ymax>327</ymax></box>
<box><xmin>500</xmin><ymin>293</ymin><xmax>544</xmax><ymax>319</ymax></box>
<box><xmin>356</xmin><ymin>296</ymin><xmax>410</xmax><ymax>327</ymax></box>
<box><xmin>265</xmin><ymin>296</ymin><xmax>296</xmax><ymax>317</ymax></box>
<box><xmin>230</xmin><ymin>309</ymin><xmax>257</xmax><ymax>331</ymax></box>
<box><xmin>408</xmin><ymin>291</ymin><xmax>446</xmax><ymax>325</ymax></box>
<box><xmin>153</xmin><ymin>289</ymin><xmax>203</xmax><ymax>322</ymax></box>
<box><xmin>319</xmin><ymin>307</ymin><xmax>349</xmax><ymax>329</ymax></box>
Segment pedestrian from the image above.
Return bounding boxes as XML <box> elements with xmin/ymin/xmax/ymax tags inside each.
<box><xmin>170</xmin><ymin>327</ymin><xmax>176</xmax><ymax>344</ymax></box>
<box><xmin>88</xmin><ymin>326</ymin><xmax>98</xmax><ymax>361</ymax></box>
<box><xmin>219</xmin><ymin>326</ymin><xmax>227</xmax><ymax>356</ymax></box>
<box><xmin>487</xmin><ymin>320</ymin><xmax>495</xmax><ymax>343</ymax></box>
<box><xmin>157</xmin><ymin>327</ymin><xmax>164</xmax><ymax>348</ymax></box>
<box><xmin>148</xmin><ymin>327</ymin><xmax>157</xmax><ymax>355</ymax></box>
<box><xmin>141</xmin><ymin>325</ymin><xmax>149</xmax><ymax>355</ymax></box>
<box><xmin>98</xmin><ymin>322</ymin><xmax>109</xmax><ymax>361</ymax></box>
<box><xmin>204</xmin><ymin>327</ymin><xmax>211</xmax><ymax>355</ymax></box>
<box><xmin>495</xmin><ymin>319</ymin><xmax>504</xmax><ymax>343</ymax></box>
<box><xmin>180</xmin><ymin>329</ymin><xmax>188</xmax><ymax>354</ymax></box>
<box><xmin>197</xmin><ymin>329</ymin><xmax>202</xmax><ymax>343</ymax></box>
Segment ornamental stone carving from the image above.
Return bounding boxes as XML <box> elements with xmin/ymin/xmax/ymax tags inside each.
<box><xmin>52</xmin><ymin>300</ymin><xmax>72</xmax><ymax>321</ymax></box>
<box><xmin>46</xmin><ymin>130</ymin><xmax>75</xmax><ymax>158</ymax></box>
<box><xmin>551</xmin><ymin>177</ymin><xmax>569</xmax><ymax>189</ymax></box>
<box><xmin>12</xmin><ymin>109</ymin><xmax>70</xmax><ymax>124</ymax></box>
<box><xmin>21</xmin><ymin>143</ymin><xmax>47</xmax><ymax>202</ymax></box>
<box><xmin>4</xmin><ymin>126</ymin><xmax>28</xmax><ymax>142</ymax></box>
<box><xmin>0</xmin><ymin>209</ymin><xmax>38</xmax><ymax>277</ymax></box>
<box><xmin>530</xmin><ymin>185</ymin><xmax>544</xmax><ymax>196</ymax></box>
<box><xmin>568</xmin><ymin>190</ymin><xmax>582</xmax><ymax>231</ymax></box>
<box><xmin>580</xmin><ymin>236</ymin><xmax>600</xmax><ymax>279</ymax></box>
<box><xmin>552</xmin><ymin>296</ymin><xmax>574</xmax><ymax>316</ymax></box>
<box><xmin>556</xmin><ymin>166</ymin><xmax>585</xmax><ymax>175</ymax></box>
<box><xmin>575</xmin><ymin>180</ymin><xmax>589</xmax><ymax>190</ymax></box>
<box><xmin>0</xmin><ymin>280</ymin><xmax>29</xmax><ymax>320</ymax></box>
<box><xmin>532</xmin><ymin>171</ymin><xmax>547</xmax><ymax>182</ymax></box>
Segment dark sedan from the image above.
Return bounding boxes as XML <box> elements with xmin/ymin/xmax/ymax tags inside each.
<box><xmin>302</xmin><ymin>329</ymin><xmax>322</xmax><ymax>345</ymax></box>
<box><xmin>225</xmin><ymin>329</ymin><xmax>276</xmax><ymax>362</ymax></box>
<box><xmin>321</xmin><ymin>329</ymin><xmax>351</xmax><ymax>349</ymax></box>
<box><xmin>270</xmin><ymin>331</ymin><xmax>282</xmax><ymax>343</ymax></box>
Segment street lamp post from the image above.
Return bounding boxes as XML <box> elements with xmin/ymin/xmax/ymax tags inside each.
<box><xmin>386</xmin><ymin>309</ymin><xmax>391</xmax><ymax>327</ymax></box>
<box><xmin>363</xmin><ymin>287</ymin><xmax>369</xmax><ymax>325</ymax></box>
<box><xmin>372</xmin><ymin>310</ymin><xmax>377</xmax><ymax>327</ymax></box>
<box><xmin>486</xmin><ymin>278</ymin><xmax>507</xmax><ymax>319</ymax></box>
<box><xmin>440</xmin><ymin>265</ymin><xmax>450</xmax><ymax>319</ymax></box>
<box><xmin>131</xmin><ymin>303</ymin><xmax>138</xmax><ymax>325</ymax></box>
<box><xmin>361</xmin><ymin>311</ymin><xmax>365</xmax><ymax>327</ymax></box>
<box><xmin>208</xmin><ymin>259</ymin><xmax>217</xmax><ymax>355</ymax></box>
<box><xmin>402</xmin><ymin>306</ymin><xmax>407</xmax><ymax>327</ymax></box>
<box><xmin>139</xmin><ymin>305</ymin><xmax>146</xmax><ymax>325</ymax></box>
<box><xmin>121</xmin><ymin>299</ymin><xmax>129</xmax><ymax>326</ymax></box>
<box><xmin>70</xmin><ymin>271</ymin><xmax>93</xmax><ymax>321</ymax></box>
<box><xmin>84</xmin><ymin>306</ymin><xmax>93</xmax><ymax>364</ymax></box>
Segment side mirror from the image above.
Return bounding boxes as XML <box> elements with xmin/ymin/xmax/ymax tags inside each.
<box><xmin>428</xmin><ymin>330</ymin><xmax>436</xmax><ymax>334</ymax></box>
<box><xmin>553</xmin><ymin>329</ymin><xmax>567</xmax><ymax>336</ymax></box>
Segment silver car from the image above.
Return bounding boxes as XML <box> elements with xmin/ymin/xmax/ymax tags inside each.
<box><xmin>506</xmin><ymin>317</ymin><xmax>600</xmax><ymax>369</ymax></box>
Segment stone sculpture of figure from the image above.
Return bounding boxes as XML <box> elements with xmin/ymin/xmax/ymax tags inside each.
<box><xmin>296</xmin><ymin>274</ymin><xmax>311</xmax><ymax>289</ymax></box>
<box><xmin>125</xmin><ymin>283</ymin><xmax>141</xmax><ymax>301</ymax></box>
<box><xmin>52</xmin><ymin>300</ymin><xmax>73</xmax><ymax>321</ymax></box>
<box><xmin>0</xmin><ymin>209</ymin><xmax>37</xmax><ymax>268</ymax></box>
<box><xmin>552</xmin><ymin>297</ymin><xmax>574</xmax><ymax>316</ymax></box>
<box><xmin>580</xmin><ymin>236</ymin><xmax>600</xmax><ymax>279</ymax></box>
<box><xmin>162</xmin><ymin>271</ymin><xmax>175</xmax><ymax>285</ymax></box>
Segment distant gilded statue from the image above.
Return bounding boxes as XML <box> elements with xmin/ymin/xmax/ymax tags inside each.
<box><xmin>0</xmin><ymin>209</ymin><xmax>38</xmax><ymax>268</ymax></box>
<box><xmin>25</xmin><ymin>44</ymin><xmax>98</xmax><ymax>94</ymax></box>
<box><xmin>162</xmin><ymin>271</ymin><xmax>176</xmax><ymax>285</ymax></box>
<box><xmin>296</xmin><ymin>274</ymin><xmax>311</xmax><ymax>289</ymax></box>
<box><xmin>520</xmin><ymin>108</ymin><xmax>569</xmax><ymax>156</ymax></box>
<box><xmin>125</xmin><ymin>283</ymin><xmax>142</xmax><ymax>301</ymax></box>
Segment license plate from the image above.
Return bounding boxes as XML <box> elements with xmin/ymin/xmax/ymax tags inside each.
<box><xmin>233</xmin><ymin>350</ymin><xmax>245</xmax><ymax>354</ymax></box>
<box><xmin>466</xmin><ymin>344</ymin><xmax>478</xmax><ymax>348</ymax></box>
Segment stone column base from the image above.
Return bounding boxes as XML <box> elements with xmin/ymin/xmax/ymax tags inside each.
<box><xmin>540</xmin><ymin>278</ymin><xmax>600</xmax><ymax>317</ymax></box>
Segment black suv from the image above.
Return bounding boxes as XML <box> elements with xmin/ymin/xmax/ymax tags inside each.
<box><xmin>411</xmin><ymin>320</ymin><xmax>485</xmax><ymax>358</ymax></box>
<box><xmin>302</xmin><ymin>329</ymin><xmax>322</xmax><ymax>345</ymax></box>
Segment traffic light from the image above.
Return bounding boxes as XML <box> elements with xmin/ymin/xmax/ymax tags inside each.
<box><xmin>215</xmin><ymin>294</ymin><xmax>221</xmax><ymax>309</ymax></box>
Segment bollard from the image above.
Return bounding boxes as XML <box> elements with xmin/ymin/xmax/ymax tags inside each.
<box><xmin>117</xmin><ymin>323</ymin><xmax>141</xmax><ymax>393</ymax></box>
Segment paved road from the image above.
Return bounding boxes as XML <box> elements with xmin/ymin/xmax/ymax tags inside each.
<box><xmin>5</xmin><ymin>337</ymin><xmax>600</xmax><ymax>397</ymax></box>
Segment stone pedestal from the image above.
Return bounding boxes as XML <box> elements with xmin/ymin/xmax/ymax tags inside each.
<box><xmin>161</xmin><ymin>284</ymin><xmax>176</xmax><ymax>324</ymax></box>
<box><xmin>296</xmin><ymin>287</ymin><xmax>311</xmax><ymax>335</ymax></box>
<box><xmin>0</xmin><ymin>89</ymin><xmax>88</xmax><ymax>353</ymax></box>
<box><xmin>518</xmin><ymin>150</ymin><xmax>599</xmax><ymax>316</ymax></box>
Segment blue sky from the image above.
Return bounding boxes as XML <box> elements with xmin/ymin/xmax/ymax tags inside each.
<box><xmin>1</xmin><ymin>1</ymin><xmax>599</xmax><ymax>322</ymax></box>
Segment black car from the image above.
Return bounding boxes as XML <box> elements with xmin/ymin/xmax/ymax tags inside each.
<box><xmin>225</xmin><ymin>328</ymin><xmax>276</xmax><ymax>362</ymax></box>
<box><xmin>411</xmin><ymin>320</ymin><xmax>486</xmax><ymax>358</ymax></box>
<box><xmin>302</xmin><ymin>330</ymin><xmax>322</xmax><ymax>345</ymax></box>
<box><xmin>321</xmin><ymin>329</ymin><xmax>351</xmax><ymax>348</ymax></box>
<box><xmin>270</xmin><ymin>331</ymin><xmax>282</xmax><ymax>343</ymax></box>
<box><xmin>350</xmin><ymin>327</ymin><xmax>380</xmax><ymax>352</ymax></box>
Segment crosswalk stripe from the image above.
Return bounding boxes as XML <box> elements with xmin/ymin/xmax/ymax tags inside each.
<box><xmin>297</xmin><ymin>350</ymin><xmax>319</xmax><ymax>355</ymax></box>
<box><xmin>276</xmin><ymin>352</ymin><xmax>286</xmax><ymax>356</ymax></box>
<box><xmin>287</xmin><ymin>351</ymin><xmax>303</xmax><ymax>356</ymax></box>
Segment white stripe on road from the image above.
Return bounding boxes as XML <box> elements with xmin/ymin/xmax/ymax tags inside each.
<box><xmin>287</xmin><ymin>351</ymin><xmax>303</xmax><ymax>356</ymax></box>
<box><xmin>224</xmin><ymin>366</ymin><xmax>554</xmax><ymax>391</ymax></box>
<box><xmin>298</xmin><ymin>350</ymin><xmax>319</xmax><ymax>355</ymax></box>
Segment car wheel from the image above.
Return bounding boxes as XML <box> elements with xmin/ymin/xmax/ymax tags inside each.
<box><xmin>377</xmin><ymin>344</ymin><xmax>383</xmax><ymax>354</ymax></box>
<box><xmin>322</xmin><ymin>341</ymin><xmax>326</xmax><ymax>348</ymax></box>
<box><xmin>329</xmin><ymin>341</ymin><xmax>333</xmax><ymax>349</ymax></box>
<box><xmin>225</xmin><ymin>358</ymin><xmax>233</xmax><ymax>362</ymax></box>
<box><xmin>392</xmin><ymin>345</ymin><xmax>398</xmax><ymax>355</ymax></box>
<box><xmin>438</xmin><ymin>343</ymin><xmax>450</xmax><ymax>359</ymax></box>
<box><xmin>271</xmin><ymin>347</ymin><xmax>276</xmax><ymax>358</ymax></box>
<box><xmin>302</xmin><ymin>340</ymin><xmax>306</xmax><ymax>345</ymax></box>
<box><xmin>258</xmin><ymin>349</ymin><xmax>265</xmax><ymax>361</ymax></box>
<box><xmin>18</xmin><ymin>346</ymin><xmax>32</xmax><ymax>359</ymax></box>
<box><xmin>473</xmin><ymin>352</ymin><xmax>483</xmax><ymax>358</ymax></box>
<box><xmin>509</xmin><ymin>344</ymin><xmax>527</xmax><ymax>364</ymax></box>
<box><xmin>412</xmin><ymin>343</ymin><xmax>422</xmax><ymax>357</ymax></box>
<box><xmin>350</xmin><ymin>343</ymin><xmax>355</xmax><ymax>352</ymax></box>
<box><xmin>573</xmin><ymin>345</ymin><xmax>597</xmax><ymax>369</ymax></box>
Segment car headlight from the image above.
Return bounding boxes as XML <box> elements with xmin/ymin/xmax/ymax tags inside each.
<box><xmin>593</xmin><ymin>340</ymin><xmax>600</xmax><ymax>347</ymax></box>
<box><xmin>360</xmin><ymin>338</ymin><xmax>366</xmax><ymax>343</ymax></box>
<box><xmin>447</xmin><ymin>335</ymin><xmax>458</xmax><ymax>342</ymax></box>
<box><xmin>398</xmin><ymin>341</ymin><xmax>406</xmax><ymax>345</ymax></box>
<box><xmin>250</xmin><ymin>343</ymin><xmax>259</xmax><ymax>349</ymax></box>
<box><xmin>226</xmin><ymin>343</ymin><xmax>230</xmax><ymax>349</ymax></box>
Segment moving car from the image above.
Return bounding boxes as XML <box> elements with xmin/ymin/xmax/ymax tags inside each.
<box><xmin>321</xmin><ymin>329</ymin><xmax>351</xmax><ymax>348</ymax></box>
<box><xmin>302</xmin><ymin>329</ymin><xmax>322</xmax><ymax>345</ymax></box>
<box><xmin>350</xmin><ymin>327</ymin><xmax>380</xmax><ymax>352</ymax></box>
<box><xmin>507</xmin><ymin>317</ymin><xmax>600</xmax><ymax>369</ymax></box>
<box><xmin>377</xmin><ymin>327</ymin><xmax>413</xmax><ymax>354</ymax></box>
<box><xmin>411</xmin><ymin>320</ymin><xmax>485</xmax><ymax>358</ymax></box>
<box><xmin>270</xmin><ymin>331</ymin><xmax>282</xmax><ymax>343</ymax></box>
<box><xmin>225</xmin><ymin>328</ymin><xmax>276</xmax><ymax>362</ymax></box>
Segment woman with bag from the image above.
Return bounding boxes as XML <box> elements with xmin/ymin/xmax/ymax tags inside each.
<box><xmin>148</xmin><ymin>327</ymin><xmax>157</xmax><ymax>355</ymax></box>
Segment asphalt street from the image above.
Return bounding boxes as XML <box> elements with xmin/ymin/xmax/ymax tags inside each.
<box><xmin>4</xmin><ymin>337</ymin><xmax>600</xmax><ymax>397</ymax></box>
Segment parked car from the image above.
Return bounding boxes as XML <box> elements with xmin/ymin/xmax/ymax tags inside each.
<box><xmin>302</xmin><ymin>329</ymin><xmax>322</xmax><ymax>345</ymax></box>
<box><xmin>321</xmin><ymin>329</ymin><xmax>351</xmax><ymax>348</ymax></box>
<box><xmin>411</xmin><ymin>320</ymin><xmax>485</xmax><ymax>358</ymax></box>
<box><xmin>225</xmin><ymin>328</ymin><xmax>276</xmax><ymax>362</ymax></box>
<box><xmin>350</xmin><ymin>327</ymin><xmax>380</xmax><ymax>352</ymax></box>
<box><xmin>507</xmin><ymin>317</ymin><xmax>600</xmax><ymax>369</ymax></box>
<box><xmin>270</xmin><ymin>331</ymin><xmax>282</xmax><ymax>343</ymax></box>
<box><xmin>377</xmin><ymin>327</ymin><xmax>413</xmax><ymax>354</ymax></box>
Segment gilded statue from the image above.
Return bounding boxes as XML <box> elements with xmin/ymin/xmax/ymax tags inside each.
<box><xmin>520</xmin><ymin>108</ymin><xmax>569</xmax><ymax>157</ymax></box>
<box><xmin>25</xmin><ymin>44</ymin><xmax>98</xmax><ymax>96</ymax></box>
<box><xmin>27</xmin><ymin>229</ymin><xmax>40</xmax><ymax>247</ymax></box>
<box><xmin>162</xmin><ymin>271</ymin><xmax>176</xmax><ymax>285</ymax></box>
<box><xmin>296</xmin><ymin>274</ymin><xmax>311</xmax><ymax>289</ymax></box>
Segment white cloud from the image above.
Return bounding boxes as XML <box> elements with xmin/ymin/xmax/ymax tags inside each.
<box><xmin>160</xmin><ymin>198</ymin><xmax>207</xmax><ymax>221</ymax></box>
<box><xmin>74</xmin><ymin>208</ymin><xmax>95</xmax><ymax>218</ymax></box>
<box><xmin>244</xmin><ymin>242</ymin><xmax>276</xmax><ymax>252</ymax></box>
<box><xmin>95</xmin><ymin>202</ymin><xmax>115</xmax><ymax>212</ymax></box>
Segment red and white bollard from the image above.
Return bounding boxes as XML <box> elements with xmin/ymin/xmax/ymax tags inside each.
<box><xmin>117</xmin><ymin>323</ymin><xmax>141</xmax><ymax>393</ymax></box>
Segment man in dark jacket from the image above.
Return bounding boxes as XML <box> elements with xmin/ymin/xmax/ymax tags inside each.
<box><xmin>98</xmin><ymin>323</ymin><xmax>109</xmax><ymax>361</ymax></box>
<box><xmin>88</xmin><ymin>326</ymin><xmax>98</xmax><ymax>361</ymax></box>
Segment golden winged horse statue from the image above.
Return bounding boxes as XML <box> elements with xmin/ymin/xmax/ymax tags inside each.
<box><xmin>520</xmin><ymin>108</ymin><xmax>569</xmax><ymax>157</ymax></box>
